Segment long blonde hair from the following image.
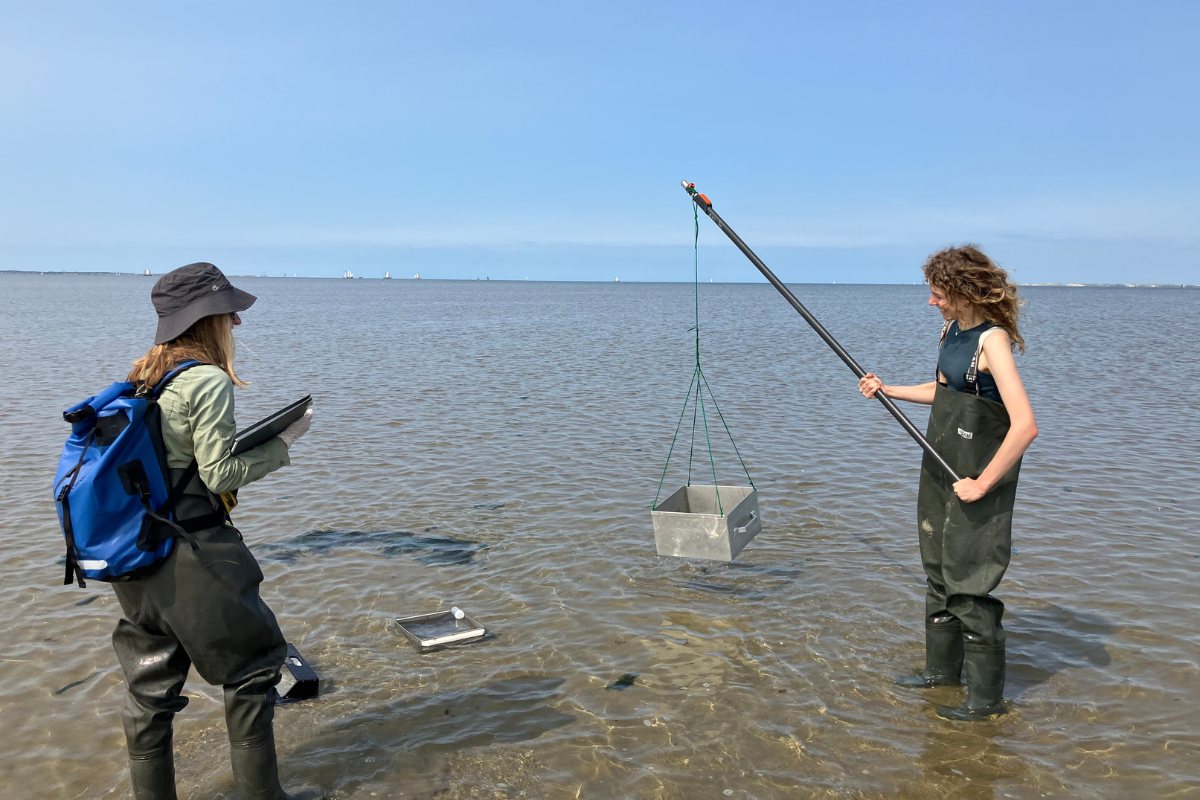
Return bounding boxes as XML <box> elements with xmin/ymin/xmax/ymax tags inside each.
<box><xmin>128</xmin><ymin>313</ymin><xmax>248</xmax><ymax>390</ymax></box>
<box><xmin>922</xmin><ymin>244</ymin><xmax>1026</xmax><ymax>354</ymax></box>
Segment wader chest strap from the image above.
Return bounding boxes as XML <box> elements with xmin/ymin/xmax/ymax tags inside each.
<box><xmin>935</xmin><ymin>320</ymin><xmax>952</xmax><ymax>384</ymax></box>
<box><xmin>964</xmin><ymin>327</ymin><xmax>1002</xmax><ymax>396</ymax></box>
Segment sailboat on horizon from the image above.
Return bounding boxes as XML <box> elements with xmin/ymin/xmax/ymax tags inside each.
<box><xmin>343</xmin><ymin>269</ymin><xmax>354</xmax><ymax>279</ymax></box>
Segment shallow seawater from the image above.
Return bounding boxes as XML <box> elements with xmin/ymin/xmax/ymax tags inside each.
<box><xmin>1</xmin><ymin>275</ymin><xmax>1198</xmax><ymax>799</ymax></box>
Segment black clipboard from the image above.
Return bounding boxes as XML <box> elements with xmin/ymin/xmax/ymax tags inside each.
<box><xmin>231</xmin><ymin>396</ymin><xmax>312</xmax><ymax>456</ymax></box>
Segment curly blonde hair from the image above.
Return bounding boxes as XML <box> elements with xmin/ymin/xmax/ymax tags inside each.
<box><xmin>923</xmin><ymin>244</ymin><xmax>1025</xmax><ymax>354</ymax></box>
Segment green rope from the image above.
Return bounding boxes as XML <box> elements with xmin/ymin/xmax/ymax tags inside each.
<box><xmin>699</xmin><ymin>368</ymin><xmax>755</xmax><ymax>489</ymax></box>
<box><xmin>694</xmin><ymin>200</ymin><xmax>700</xmax><ymax>356</ymax></box>
<box><xmin>686</xmin><ymin>199</ymin><xmax>703</xmax><ymax>489</ymax></box>
<box><xmin>690</xmin><ymin>200</ymin><xmax>720</xmax><ymax>510</ymax></box>
<box><xmin>653</xmin><ymin>190</ymin><xmax>754</xmax><ymax>516</ymax></box>
<box><xmin>652</xmin><ymin>367</ymin><xmax>698</xmax><ymax>508</ymax></box>
<box><xmin>686</xmin><ymin>366</ymin><xmax>699</xmax><ymax>486</ymax></box>
<box><xmin>696</xmin><ymin>367</ymin><xmax>723</xmax><ymax>515</ymax></box>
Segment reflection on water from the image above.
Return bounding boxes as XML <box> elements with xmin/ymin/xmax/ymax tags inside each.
<box><xmin>1</xmin><ymin>275</ymin><xmax>1198</xmax><ymax>798</ymax></box>
<box><xmin>255</xmin><ymin>528</ymin><xmax>489</xmax><ymax>566</ymax></box>
<box><xmin>1006</xmin><ymin>602</ymin><xmax>1118</xmax><ymax>698</ymax></box>
<box><xmin>274</xmin><ymin>676</ymin><xmax>573</xmax><ymax>797</ymax></box>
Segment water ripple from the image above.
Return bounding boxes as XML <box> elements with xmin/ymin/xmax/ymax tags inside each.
<box><xmin>1</xmin><ymin>276</ymin><xmax>1197</xmax><ymax>798</ymax></box>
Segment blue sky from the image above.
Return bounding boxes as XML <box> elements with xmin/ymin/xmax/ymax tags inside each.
<box><xmin>2</xmin><ymin>2</ymin><xmax>1197</xmax><ymax>283</ymax></box>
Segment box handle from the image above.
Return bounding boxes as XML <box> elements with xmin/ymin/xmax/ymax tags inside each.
<box><xmin>734</xmin><ymin>511</ymin><xmax>757</xmax><ymax>534</ymax></box>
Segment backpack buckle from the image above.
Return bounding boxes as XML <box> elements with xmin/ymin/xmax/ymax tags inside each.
<box><xmin>136</xmin><ymin>515</ymin><xmax>162</xmax><ymax>551</ymax></box>
<box><xmin>117</xmin><ymin>461</ymin><xmax>152</xmax><ymax>500</ymax></box>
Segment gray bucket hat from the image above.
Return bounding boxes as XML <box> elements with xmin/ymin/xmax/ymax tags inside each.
<box><xmin>152</xmin><ymin>262</ymin><xmax>257</xmax><ymax>344</ymax></box>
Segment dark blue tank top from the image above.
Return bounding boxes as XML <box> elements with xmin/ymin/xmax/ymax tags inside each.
<box><xmin>937</xmin><ymin>321</ymin><xmax>1004</xmax><ymax>405</ymax></box>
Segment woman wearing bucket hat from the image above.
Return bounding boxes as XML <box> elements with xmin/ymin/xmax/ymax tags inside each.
<box><xmin>112</xmin><ymin>263</ymin><xmax>320</xmax><ymax>799</ymax></box>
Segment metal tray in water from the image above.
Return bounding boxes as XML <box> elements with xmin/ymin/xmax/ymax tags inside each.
<box><xmin>651</xmin><ymin>485</ymin><xmax>761</xmax><ymax>561</ymax></box>
<box><xmin>396</xmin><ymin>610</ymin><xmax>487</xmax><ymax>652</ymax></box>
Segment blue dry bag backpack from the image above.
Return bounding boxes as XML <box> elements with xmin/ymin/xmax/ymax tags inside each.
<box><xmin>53</xmin><ymin>361</ymin><xmax>221</xmax><ymax>587</ymax></box>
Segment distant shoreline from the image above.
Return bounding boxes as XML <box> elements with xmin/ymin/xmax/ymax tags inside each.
<box><xmin>1</xmin><ymin>270</ymin><xmax>1195</xmax><ymax>289</ymax></box>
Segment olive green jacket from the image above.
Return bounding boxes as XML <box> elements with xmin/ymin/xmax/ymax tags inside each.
<box><xmin>158</xmin><ymin>365</ymin><xmax>290</xmax><ymax>495</ymax></box>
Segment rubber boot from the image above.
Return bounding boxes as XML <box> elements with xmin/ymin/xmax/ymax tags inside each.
<box><xmin>230</xmin><ymin>731</ymin><xmax>285</xmax><ymax>800</ymax></box>
<box><xmin>895</xmin><ymin>615</ymin><xmax>963</xmax><ymax>688</ymax></box>
<box><xmin>936</xmin><ymin>640</ymin><xmax>1006</xmax><ymax>720</ymax></box>
<box><xmin>229</xmin><ymin>731</ymin><xmax>325</xmax><ymax>800</ymax></box>
<box><xmin>226</xmin><ymin>665</ymin><xmax>324</xmax><ymax>800</ymax></box>
<box><xmin>129</xmin><ymin>750</ymin><xmax>177</xmax><ymax>800</ymax></box>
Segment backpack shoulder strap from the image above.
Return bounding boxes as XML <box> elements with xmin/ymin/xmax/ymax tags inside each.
<box><xmin>149</xmin><ymin>360</ymin><xmax>209</xmax><ymax>399</ymax></box>
<box><xmin>144</xmin><ymin>359</ymin><xmax>222</xmax><ymax>565</ymax></box>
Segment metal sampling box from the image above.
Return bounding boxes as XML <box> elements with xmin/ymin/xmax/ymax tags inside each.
<box><xmin>651</xmin><ymin>484</ymin><xmax>761</xmax><ymax>561</ymax></box>
<box><xmin>277</xmin><ymin>643</ymin><xmax>319</xmax><ymax>702</ymax></box>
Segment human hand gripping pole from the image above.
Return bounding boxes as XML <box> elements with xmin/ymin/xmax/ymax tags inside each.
<box><xmin>279</xmin><ymin>408</ymin><xmax>313</xmax><ymax>449</ymax></box>
<box><xmin>681</xmin><ymin>181</ymin><xmax>962</xmax><ymax>483</ymax></box>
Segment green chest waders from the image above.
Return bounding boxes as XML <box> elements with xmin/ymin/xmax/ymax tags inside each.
<box><xmin>918</xmin><ymin>383</ymin><xmax>1020</xmax><ymax>642</ymax></box>
<box><xmin>916</xmin><ymin>380</ymin><xmax>1021</xmax><ymax>720</ymax></box>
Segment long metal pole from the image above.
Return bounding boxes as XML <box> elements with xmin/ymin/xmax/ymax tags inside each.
<box><xmin>682</xmin><ymin>181</ymin><xmax>962</xmax><ymax>483</ymax></box>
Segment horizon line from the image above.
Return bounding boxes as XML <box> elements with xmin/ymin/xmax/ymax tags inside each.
<box><xmin>2</xmin><ymin>270</ymin><xmax>1197</xmax><ymax>289</ymax></box>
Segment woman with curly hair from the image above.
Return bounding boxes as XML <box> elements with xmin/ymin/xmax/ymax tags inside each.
<box><xmin>859</xmin><ymin>245</ymin><xmax>1038</xmax><ymax>720</ymax></box>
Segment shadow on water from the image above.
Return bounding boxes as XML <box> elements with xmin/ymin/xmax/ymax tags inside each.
<box><xmin>680</xmin><ymin>579</ymin><xmax>767</xmax><ymax>600</ymax></box>
<box><xmin>253</xmin><ymin>529</ymin><xmax>489</xmax><ymax>566</ymax></box>
<box><xmin>723</xmin><ymin>562</ymin><xmax>803</xmax><ymax>580</ymax></box>
<box><xmin>1006</xmin><ymin>601</ymin><xmax>1118</xmax><ymax>697</ymax></box>
<box><xmin>281</xmin><ymin>675</ymin><xmax>572</xmax><ymax>795</ymax></box>
<box><xmin>848</xmin><ymin>529</ymin><xmax>926</xmax><ymax>586</ymax></box>
<box><xmin>673</xmin><ymin>560</ymin><xmax>803</xmax><ymax>602</ymax></box>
